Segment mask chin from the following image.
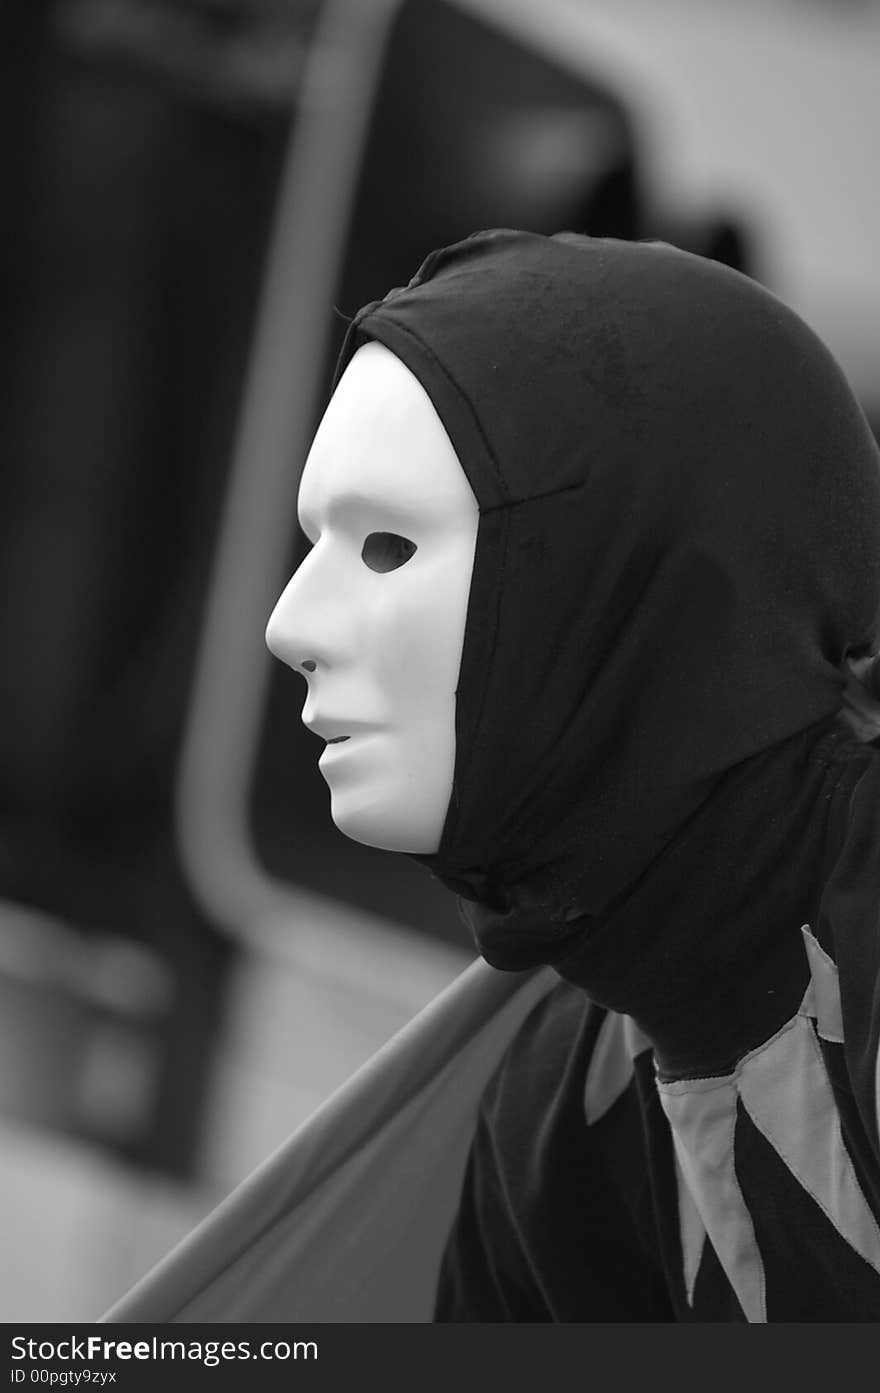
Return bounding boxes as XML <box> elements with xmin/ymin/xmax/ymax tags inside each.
<box><xmin>326</xmin><ymin>764</ymin><xmax>451</xmax><ymax>855</ymax></box>
<box><xmin>318</xmin><ymin>697</ymin><xmax>460</xmax><ymax>855</ymax></box>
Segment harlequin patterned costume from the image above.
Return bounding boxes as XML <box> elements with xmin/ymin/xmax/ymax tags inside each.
<box><xmin>434</xmin><ymin>721</ymin><xmax>880</xmax><ymax>1320</ymax></box>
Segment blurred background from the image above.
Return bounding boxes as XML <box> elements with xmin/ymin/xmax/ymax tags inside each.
<box><xmin>1</xmin><ymin>0</ymin><xmax>878</xmax><ymax>1320</ymax></box>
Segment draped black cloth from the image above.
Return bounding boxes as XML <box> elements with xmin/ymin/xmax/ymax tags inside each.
<box><xmin>336</xmin><ymin>231</ymin><xmax>880</xmax><ymax>1025</ymax></box>
<box><xmin>336</xmin><ymin>232</ymin><xmax>880</xmax><ymax>1321</ymax></box>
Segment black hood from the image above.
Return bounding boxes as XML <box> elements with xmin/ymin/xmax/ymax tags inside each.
<box><xmin>333</xmin><ymin>229</ymin><xmax>880</xmax><ymax>990</ymax></box>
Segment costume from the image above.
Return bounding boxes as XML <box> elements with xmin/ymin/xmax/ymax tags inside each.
<box><xmin>335</xmin><ymin>231</ymin><xmax>880</xmax><ymax>1320</ymax></box>
<box><xmin>103</xmin><ymin>231</ymin><xmax>880</xmax><ymax>1322</ymax></box>
<box><xmin>433</xmin><ymin>723</ymin><xmax>880</xmax><ymax>1320</ymax></box>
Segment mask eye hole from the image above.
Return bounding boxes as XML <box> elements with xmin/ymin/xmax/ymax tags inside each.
<box><xmin>361</xmin><ymin>531</ymin><xmax>418</xmax><ymax>573</ymax></box>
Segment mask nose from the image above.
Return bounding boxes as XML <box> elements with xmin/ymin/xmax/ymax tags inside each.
<box><xmin>265</xmin><ymin>566</ymin><xmax>323</xmax><ymax>675</ymax></box>
<box><xmin>265</xmin><ymin>542</ymin><xmax>348</xmax><ymax>675</ymax></box>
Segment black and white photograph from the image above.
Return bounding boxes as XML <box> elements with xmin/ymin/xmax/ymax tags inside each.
<box><xmin>2</xmin><ymin>0</ymin><xmax>880</xmax><ymax>1355</ymax></box>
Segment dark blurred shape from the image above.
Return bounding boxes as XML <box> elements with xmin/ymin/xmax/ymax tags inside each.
<box><xmin>0</xmin><ymin>905</ymin><xmax>172</xmax><ymax>1149</ymax></box>
<box><xmin>51</xmin><ymin>0</ymin><xmax>321</xmax><ymax>114</ymax></box>
<box><xmin>0</xmin><ymin>0</ymin><xmax>317</xmax><ymax>1176</ymax></box>
<box><xmin>336</xmin><ymin>0</ymin><xmax>645</xmax><ymax>297</ymax></box>
<box><xmin>0</xmin><ymin>0</ymin><xmax>761</xmax><ymax>1176</ymax></box>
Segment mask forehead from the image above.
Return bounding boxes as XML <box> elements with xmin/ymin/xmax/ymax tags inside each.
<box><xmin>298</xmin><ymin>341</ymin><xmax>476</xmax><ymax>540</ymax></box>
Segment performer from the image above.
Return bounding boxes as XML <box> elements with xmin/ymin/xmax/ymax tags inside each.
<box><xmin>103</xmin><ymin>229</ymin><xmax>880</xmax><ymax>1323</ymax></box>
<box><xmin>267</xmin><ymin>230</ymin><xmax>880</xmax><ymax>1321</ymax></box>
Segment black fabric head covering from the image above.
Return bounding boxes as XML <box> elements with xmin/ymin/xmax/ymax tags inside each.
<box><xmin>333</xmin><ymin>230</ymin><xmax>880</xmax><ymax>999</ymax></box>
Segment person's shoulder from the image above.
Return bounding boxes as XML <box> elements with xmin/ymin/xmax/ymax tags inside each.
<box><xmin>480</xmin><ymin>977</ymin><xmax>603</xmax><ymax>1133</ymax></box>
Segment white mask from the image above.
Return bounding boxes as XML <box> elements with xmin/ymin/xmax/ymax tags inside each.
<box><xmin>265</xmin><ymin>342</ymin><xmax>479</xmax><ymax>854</ymax></box>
